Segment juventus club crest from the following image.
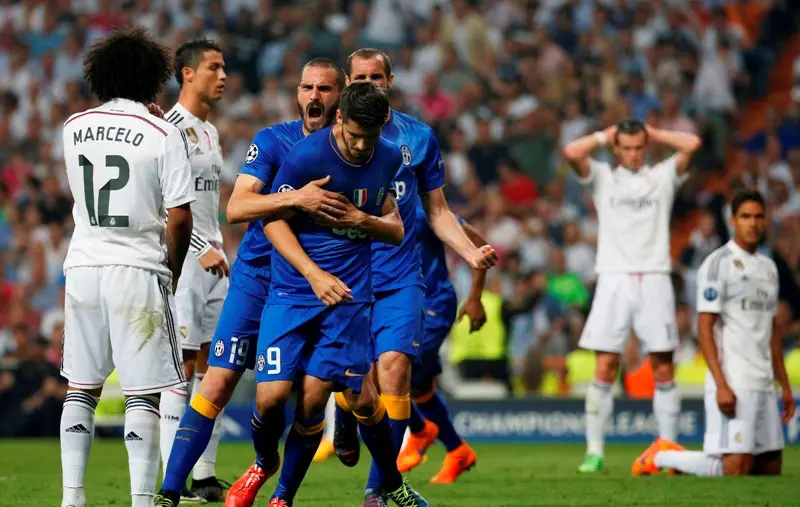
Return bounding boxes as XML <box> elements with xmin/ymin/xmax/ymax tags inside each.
<box><xmin>353</xmin><ymin>188</ymin><xmax>368</xmax><ymax>208</ymax></box>
<box><xmin>400</xmin><ymin>145</ymin><xmax>411</xmax><ymax>166</ymax></box>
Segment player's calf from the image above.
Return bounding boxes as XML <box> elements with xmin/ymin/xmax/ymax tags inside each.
<box><xmin>650</xmin><ymin>352</ymin><xmax>680</xmax><ymax>443</ymax></box>
<box><xmin>722</xmin><ymin>453</ymin><xmax>755</xmax><ymax>476</ymax></box>
<box><xmin>752</xmin><ymin>450</ymin><xmax>782</xmax><ymax>475</ymax></box>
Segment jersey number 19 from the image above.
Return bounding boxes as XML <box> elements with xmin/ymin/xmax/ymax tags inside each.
<box><xmin>79</xmin><ymin>154</ymin><xmax>130</xmax><ymax>228</ymax></box>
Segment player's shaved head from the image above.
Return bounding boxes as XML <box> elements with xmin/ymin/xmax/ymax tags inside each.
<box><xmin>175</xmin><ymin>38</ymin><xmax>223</xmax><ymax>85</ymax></box>
<box><xmin>302</xmin><ymin>58</ymin><xmax>345</xmax><ymax>91</ymax></box>
<box><xmin>83</xmin><ymin>27</ymin><xmax>172</xmax><ymax>104</ymax></box>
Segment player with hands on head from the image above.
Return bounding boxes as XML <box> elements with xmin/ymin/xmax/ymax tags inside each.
<box><xmin>633</xmin><ymin>190</ymin><xmax>794</xmax><ymax>477</ymax></box>
<box><xmin>59</xmin><ymin>27</ymin><xmax>195</xmax><ymax>507</ymax></box>
<box><xmin>563</xmin><ymin>118</ymin><xmax>702</xmax><ymax>473</ymax></box>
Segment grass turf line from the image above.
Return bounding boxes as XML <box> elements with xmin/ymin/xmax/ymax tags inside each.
<box><xmin>0</xmin><ymin>441</ymin><xmax>797</xmax><ymax>506</ymax></box>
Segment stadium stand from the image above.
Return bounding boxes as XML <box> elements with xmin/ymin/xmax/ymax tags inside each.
<box><xmin>0</xmin><ymin>0</ymin><xmax>798</xmax><ymax>436</ymax></box>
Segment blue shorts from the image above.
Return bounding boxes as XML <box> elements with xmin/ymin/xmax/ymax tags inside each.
<box><xmin>208</xmin><ymin>259</ymin><xmax>270</xmax><ymax>372</ymax></box>
<box><xmin>255</xmin><ymin>303</ymin><xmax>372</xmax><ymax>393</ymax></box>
<box><xmin>412</xmin><ymin>293</ymin><xmax>458</xmax><ymax>385</ymax></box>
<box><xmin>371</xmin><ymin>285</ymin><xmax>425</xmax><ymax>361</ymax></box>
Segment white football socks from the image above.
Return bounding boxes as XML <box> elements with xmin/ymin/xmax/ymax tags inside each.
<box><xmin>655</xmin><ymin>450</ymin><xmax>723</xmax><ymax>476</ymax></box>
<box><xmin>61</xmin><ymin>391</ymin><xmax>99</xmax><ymax>507</ymax></box>
<box><xmin>654</xmin><ymin>380</ymin><xmax>681</xmax><ymax>442</ymax></box>
<box><xmin>125</xmin><ymin>395</ymin><xmax>161</xmax><ymax>506</ymax></box>
<box><xmin>585</xmin><ymin>380</ymin><xmax>613</xmax><ymax>456</ymax></box>
<box><xmin>159</xmin><ymin>383</ymin><xmax>189</xmax><ymax>477</ymax></box>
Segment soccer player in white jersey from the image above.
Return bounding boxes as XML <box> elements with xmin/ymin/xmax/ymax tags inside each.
<box><xmin>563</xmin><ymin>118</ymin><xmax>702</xmax><ymax>473</ymax></box>
<box><xmin>157</xmin><ymin>39</ymin><xmax>230</xmax><ymax>504</ymax></box>
<box><xmin>59</xmin><ymin>28</ymin><xmax>194</xmax><ymax>507</ymax></box>
<box><xmin>633</xmin><ymin>190</ymin><xmax>795</xmax><ymax>477</ymax></box>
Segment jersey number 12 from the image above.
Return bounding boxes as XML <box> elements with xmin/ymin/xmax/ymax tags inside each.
<box><xmin>79</xmin><ymin>154</ymin><xmax>130</xmax><ymax>227</ymax></box>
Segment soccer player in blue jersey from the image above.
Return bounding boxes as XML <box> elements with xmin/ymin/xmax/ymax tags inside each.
<box><xmin>154</xmin><ymin>59</ymin><xmax>349</xmax><ymax>507</ymax></box>
<box><xmin>243</xmin><ymin>81</ymin><xmax>428</xmax><ymax>507</ymax></box>
<box><xmin>334</xmin><ymin>48</ymin><xmax>498</xmax><ymax>505</ymax></box>
<box><xmin>397</xmin><ymin>204</ymin><xmax>488</xmax><ymax>483</ymax></box>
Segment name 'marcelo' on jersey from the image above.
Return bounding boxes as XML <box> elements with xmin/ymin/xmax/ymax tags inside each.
<box><xmin>696</xmin><ymin>240</ymin><xmax>779</xmax><ymax>391</ymax></box>
<box><xmin>371</xmin><ymin>110</ymin><xmax>445</xmax><ymax>292</ymax></box>
<box><xmin>236</xmin><ymin>120</ymin><xmax>305</xmax><ymax>266</ymax></box>
<box><xmin>62</xmin><ymin>99</ymin><xmax>195</xmax><ymax>280</ymax></box>
<box><xmin>269</xmin><ymin>126</ymin><xmax>401</xmax><ymax>305</ymax></box>
<box><xmin>164</xmin><ymin>102</ymin><xmax>223</xmax><ymax>255</ymax></box>
<box><xmin>581</xmin><ymin>154</ymin><xmax>685</xmax><ymax>273</ymax></box>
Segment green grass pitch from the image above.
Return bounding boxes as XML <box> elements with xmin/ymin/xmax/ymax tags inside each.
<box><xmin>0</xmin><ymin>441</ymin><xmax>798</xmax><ymax>506</ymax></box>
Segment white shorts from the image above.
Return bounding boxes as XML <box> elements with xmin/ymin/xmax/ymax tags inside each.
<box><xmin>61</xmin><ymin>265</ymin><xmax>185</xmax><ymax>395</ymax></box>
<box><xmin>703</xmin><ymin>383</ymin><xmax>784</xmax><ymax>456</ymax></box>
<box><xmin>578</xmin><ymin>272</ymin><xmax>678</xmax><ymax>354</ymax></box>
<box><xmin>175</xmin><ymin>250</ymin><xmax>229</xmax><ymax>350</ymax></box>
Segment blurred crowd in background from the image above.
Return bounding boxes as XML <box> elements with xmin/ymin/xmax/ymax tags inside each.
<box><xmin>1</xmin><ymin>0</ymin><xmax>799</xmax><ymax>436</ymax></box>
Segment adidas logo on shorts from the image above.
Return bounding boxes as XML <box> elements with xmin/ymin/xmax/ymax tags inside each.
<box><xmin>65</xmin><ymin>424</ymin><xmax>90</xmax><ymax>434</ymax></box>
<box><xmin>124</xmin><ymin>431</ymin><xmax>143</xmax><ymax>441</ymax></box>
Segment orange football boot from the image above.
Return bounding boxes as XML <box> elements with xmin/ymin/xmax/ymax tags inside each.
<box><xmin>397</xmin><ymin>420</ymin><xmax>439</xmax><ymax>473</ymax></box>
<box><xmin>267</xmin><ymin>498</ymin><xmax>290</xmax><ymax>507</ymax></box>
<box><xmin>224</xmin><ymin>455</ymin><xmax>280</xmax><ymax>507</ymax></box>
<box><xmin>631</xmin><ymin>438</ymin><xmax>684</xmax><ymax>476</ymax></box>
<box><xmin>429</xmin><ymin>443</ymin><xmax>476</xmax><ymax>484</ymax></box>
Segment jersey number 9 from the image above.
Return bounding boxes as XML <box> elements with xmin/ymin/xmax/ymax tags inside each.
<box><xmin>79</xmin><ymin>154</ymin><xmax>130</xmax><ymax>227</ymax></box>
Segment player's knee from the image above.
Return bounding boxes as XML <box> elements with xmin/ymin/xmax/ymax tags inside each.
<box><xmin>722</xmin><ymin>455</ymin><xmax>754</xmax><ymax>476</ymax></box>
<box><xmin>377</xmin><ymin>351</ymin><xmax>411</xmax><ymax>395</ymax></box>
<box><xmin>195</xmin><ymin>366</ymin><xmax>242</xmax><ymax>407</ymax></box>
<box><xmin>255</xmin><ymin>381</ymin><xmax>292</xmax><ymax>416</ymax></box>
<box><xmin>753</xmin><ymin>451</ymin><xmax>782</xmax><ymax>475</ymax></box>
<box><xmin>594</xmin><ymin>352</ymin><xmax>619</xmax><ymax>382</ymax></box>
<box><xmin>649</xmin><ymin>352</ymin><xmax>675</xmax><ymax>381</ymax></box>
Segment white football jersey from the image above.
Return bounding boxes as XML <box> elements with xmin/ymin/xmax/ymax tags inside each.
<box><xmin>580</xmin><ymin>155</ymin><xmax>684</xmax><ymax>273</ymax></box>
<box><xmin>62</xmin><ymin>99</ymin><xmax>195</xmax><ymax>280</ymax></box>
<box><xmin>164</xmin><ymin>102</ymin><xmax>224</xmax><ymax>255</ymax></box>
<box><xmin>696</xmin><ymin>240</ymin><xmax>779</xmax><ymax>391</ymax></box>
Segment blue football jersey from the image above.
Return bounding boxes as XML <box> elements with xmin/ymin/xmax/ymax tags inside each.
<box><xmin>269</xmin><ymin>127</ymin><xmax>402</xmax><ymax>305</ymax></box>
<box><xmin>236</xmin><ymin>120</ymin><xmax>304</xmax><ymax>265</ymax></box>
<box><xmin>415</xmin><ymin>203</ymin><xmax>459</xmax><ymax>311</ymax></box>
<box><xmin>371</xmin><ymin>110</ymin><xmax>446</xmax><ymax>292</ymax></box>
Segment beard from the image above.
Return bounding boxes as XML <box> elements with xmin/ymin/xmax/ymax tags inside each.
<box><xmin>297</xmin><ymin>99</ymin><xmax>339</xmax><ymax>133</ymax></box>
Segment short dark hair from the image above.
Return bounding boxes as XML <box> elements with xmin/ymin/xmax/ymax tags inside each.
<box><xmin>302</xmin><ymin>58</ymin><xmax>346</xmax><ymax>90</ymax></box>
<box><xmin>339</xmin><ymin>81</ymin><xmax>389</xmax><ymax>129</ymax></box>
<box><xmin>731</xmin><ymin>189</ymin><xmax>765</xmax><ymax>215</ymax></box>
<box><xmin>346</xmin><ymin>48</ymin><xmax>392</xmax><ymax>77</ymax></box>
<box><xmin>83</xmin><ymin>27</ymin><xmax>172</xmax><ymax>104</ymax></box>
<box><xmin>175</xmin><ymin>38</ymin><xmax>223</xmax><ymax>85</ymax></box>
<box><xmin>615</xmin><ymin>117</ymin><xmax>648</xmax><ymax>143</ymax></box>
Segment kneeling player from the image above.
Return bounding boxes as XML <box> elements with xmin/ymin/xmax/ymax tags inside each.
<box><xmin>397</xmin><ymin>204</ymin><xmax>488</xmax><ymax>483</ymax></box>
<box><xmin>239</xmin><ymin>82</ymin><xmax>428</xmax><ymax>507</ymax></box>
<box><xmin>633</xmin><ymin>190</ymin><xmax>795</xmax><ymax>477</ymax></box>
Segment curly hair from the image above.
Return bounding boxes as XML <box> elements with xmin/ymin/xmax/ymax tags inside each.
<box><xmin>83</xmin><ymin>27</ymin><xmax>172</xmax><ymax>104</ymax></box>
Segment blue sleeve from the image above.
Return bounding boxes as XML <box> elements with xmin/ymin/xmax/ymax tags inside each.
<box><xmin>240</xmin><ymin>129</ymin><xmax>277</xmax><ymax>184</ymax></box>
<box><xmin>269</xmin><ymin>156</ymin><xmax>307</xmax><ymax>194</ymax></box>
<box><xmin>417</xmin><ymin>129</ymin><xmax>446</xmax><ymax>194</ymax></box>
